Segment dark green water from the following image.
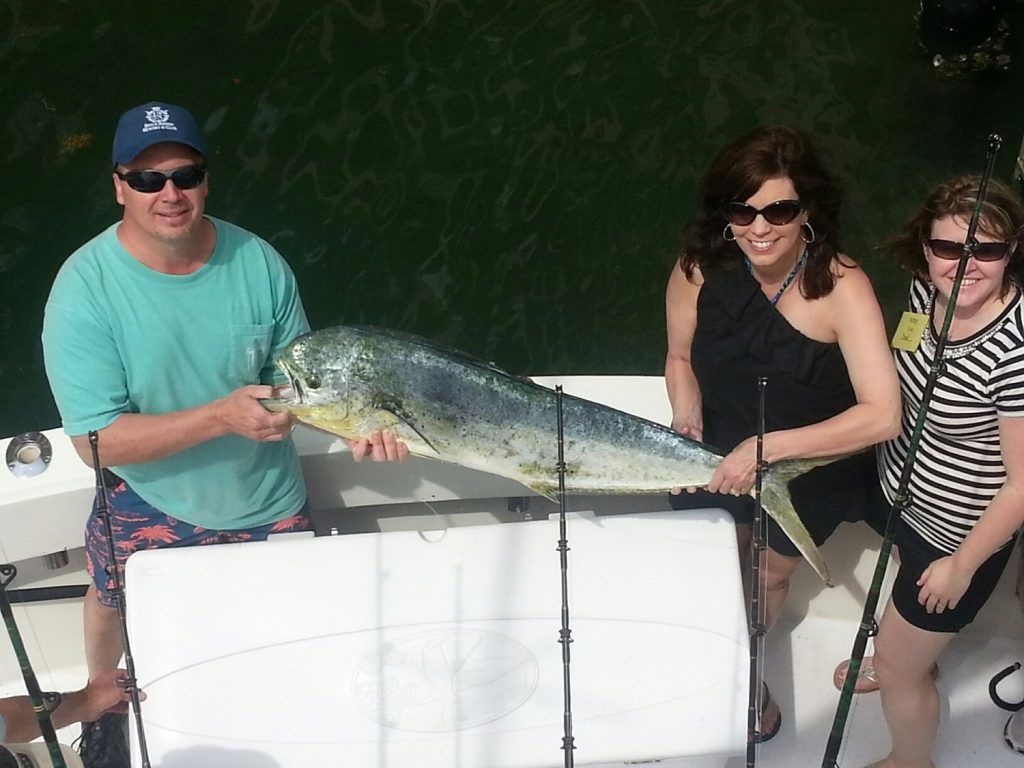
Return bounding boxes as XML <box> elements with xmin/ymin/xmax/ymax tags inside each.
<box><xmin>2</xmin><ymin>1</ymin><xmax>1023</xmax><ymax>438</ymax></box>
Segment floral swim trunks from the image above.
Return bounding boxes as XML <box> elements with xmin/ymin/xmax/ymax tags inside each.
<box><xmin>85</xmin><ymin>474</ymin><xmax>312</xmax><ymax>607</ymax></box>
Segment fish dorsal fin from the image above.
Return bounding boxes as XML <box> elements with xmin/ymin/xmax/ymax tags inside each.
<box><xmin>349</xmin><ymin>325</ymin><xmax>528</xmax><ymax>381</ymax></box>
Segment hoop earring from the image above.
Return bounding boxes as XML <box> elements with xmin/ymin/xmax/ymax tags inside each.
<box><xmin>723</xmin><ymin>224</ymin><xmax>736</xmax><ymax>242</ymax></box>
<box><xmin>800</xmin><ymin>223</ymin><xmax>816</xmax><ymax>244</ymax></box>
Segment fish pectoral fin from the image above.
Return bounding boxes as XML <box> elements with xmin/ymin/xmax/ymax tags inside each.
<box><xmin>373</xmin><ymin>399</ymin><xmax>441</xmax><ymax>457</ymax></box>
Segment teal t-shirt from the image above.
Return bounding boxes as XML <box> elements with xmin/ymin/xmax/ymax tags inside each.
<box><xmin>42</xmin><ymin>217</ymin><xmax>309</xmax><ymax>529</ymax></box>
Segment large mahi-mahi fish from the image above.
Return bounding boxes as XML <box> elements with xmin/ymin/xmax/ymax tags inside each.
<box><xmin>267</xmin><ymin>325</ymin><xmax>834</xmax><ymax>584</ymax></box>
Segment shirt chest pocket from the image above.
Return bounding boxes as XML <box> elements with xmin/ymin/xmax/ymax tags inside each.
<box><xmin>229</xmin><ymin>324</ymin><xmax>274</xmax><ymax>385</ymax></box>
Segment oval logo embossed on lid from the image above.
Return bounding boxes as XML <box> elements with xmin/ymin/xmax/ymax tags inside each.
<box><xmin>352</xmin><ymin>628</ymin><xmax>539</xmax><ymax>731</ymax></box>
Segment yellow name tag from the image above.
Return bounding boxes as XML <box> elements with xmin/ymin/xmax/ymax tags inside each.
<box><xmin>892</xmin><ymin>311</ymin><xmax>928</xmax><ymax>351</ymax></box>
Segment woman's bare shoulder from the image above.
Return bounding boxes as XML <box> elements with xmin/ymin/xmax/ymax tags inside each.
<box><xmin>829</xmin><ymin>255</ymin><xmax>879</xmax><ymax>299</ymax></box>
<box><xmin>668</xmin><ymin>260</ymin><xmax>704</xmax><ymax>292</ymax></box>
<box><xmin>821</xmin><ymin>256</ymin><xmax>889</xmax><ymax>334</ymax></box>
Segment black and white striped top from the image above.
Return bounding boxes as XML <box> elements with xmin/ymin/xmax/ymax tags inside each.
<box><xmin>878</xmin><ymin>277</ymin><xmax>1024</xmax><ymax>555</ymax></box>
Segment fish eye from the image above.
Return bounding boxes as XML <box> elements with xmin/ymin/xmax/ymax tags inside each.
<box><xmin>307</xmin><ymin>374</ymin><xmax>321</xmax><ymax>389</ymax></box>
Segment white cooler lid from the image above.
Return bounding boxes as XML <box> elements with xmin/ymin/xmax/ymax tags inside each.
<box><xmin>126</xmin><ymin>509</ymin><xmax>747</xmax><ymax>767</ymax></box>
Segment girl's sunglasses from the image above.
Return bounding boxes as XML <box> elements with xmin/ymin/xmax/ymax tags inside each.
<box><xmin>723</xmin><ymin>199</ymin><xmax>802</xmax><ymax>227</ymax></box>
<box><xmin>115</xmin><ymin>164</ymin><xmax>207</xmax><ymax>193</ymax></box>
<box><xmin>927</xmin><ymin>238</ymin><xmax>1010</xmax><ymax>262</ymax></box>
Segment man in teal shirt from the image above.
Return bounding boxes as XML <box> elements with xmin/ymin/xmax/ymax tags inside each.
<box><xmin>42</xmin><ymin>102</ymin><xmax>406</xmax><ymax>766</ymax></box>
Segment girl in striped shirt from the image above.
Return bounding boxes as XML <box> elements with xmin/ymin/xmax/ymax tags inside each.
<box><xmin>861</xmin><ymin>175</ymin><xmax>1024</xmax><ymax>768</ymax></box>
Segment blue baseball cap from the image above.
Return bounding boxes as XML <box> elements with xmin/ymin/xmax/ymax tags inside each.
<box><xmin>111</xmin><ymin>102</ymin><xmax>207</xmax><ymax>166</ymax></box>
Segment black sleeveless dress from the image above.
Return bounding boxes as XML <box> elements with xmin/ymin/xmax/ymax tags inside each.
<box><xmin>670</xmin><ymin>263</ymin><xmax>881</xmax><ymax>556</ymax></box>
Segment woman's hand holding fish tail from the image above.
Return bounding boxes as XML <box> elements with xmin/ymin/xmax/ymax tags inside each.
<box><xmin>707</xmin><ymin>435</ymin><xmax>762</xmax><ymax>496</ymax></box>
<box><xmin>347</xmin><ymin>430</ymin><xmax>409</xmax><ymax>463</ymax></box>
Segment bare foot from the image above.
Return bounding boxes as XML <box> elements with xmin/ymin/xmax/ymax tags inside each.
<box><xmin>755</xmin><ymin>683</ymin><xmax>781</xmax><ymax>742</ymax></box>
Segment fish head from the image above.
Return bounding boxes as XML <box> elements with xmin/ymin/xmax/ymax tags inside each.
<box><xmin>264</xmin><ymin>328</ymin><xmax>380</xmax><ymax>438</ymax></box>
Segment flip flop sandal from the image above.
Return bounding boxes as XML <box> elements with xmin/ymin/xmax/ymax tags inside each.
<box><xmin>1005</xmin><ymin>710</ymin><xmax>1024</xmax><ymax>754</ymax></box>
<box><xmin>832</xmin><ymin>657</ymin><xmax>939</xmax><ymax>694</ymax></box>
<box><xmin>832</xmin><ymin>658</ymin><xmax>880</xmax><ymax>694</ymax></box>
<box><xmin>754</xmin><ymin>682</ymin><xmax>782</xmax><ymax>743</ymax></box>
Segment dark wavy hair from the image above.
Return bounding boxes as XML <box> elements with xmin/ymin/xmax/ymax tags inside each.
<box><xmin>676</xmin><ymin>125</ymin><xmax>845</xmax><ymax>299</ymax></box>
<box><xmin>887</xmin><ymin>174</ymin><xmax>1024</xmax><ymax>297</ymax></box>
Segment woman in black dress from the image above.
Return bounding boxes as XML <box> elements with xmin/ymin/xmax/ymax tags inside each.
<box><xmin>665</xmin><ymin>125</ymin><xmax>900</xmax><ymax>739</ymax></box>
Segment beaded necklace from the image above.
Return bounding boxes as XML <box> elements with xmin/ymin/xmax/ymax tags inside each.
<box><xmin>920</xmin><ymin>284</ymin><xmax>1018</xmax><ymax>360</ymax></box>
<box><xmin>745</xmin><ymin>249</ymin><xmax>808</xmax><ymax>305</ymax></box>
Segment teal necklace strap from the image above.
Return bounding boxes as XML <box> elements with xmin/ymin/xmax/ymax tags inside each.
<box><xmin>745</xmin><ymin>249</ymin><xmax>808</xmax><ymax>305</ymax></box>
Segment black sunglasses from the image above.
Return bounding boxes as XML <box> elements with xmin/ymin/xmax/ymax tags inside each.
<box><xmin>927</xmin><ymin>238</ymin><xmax>1010</xmax><ymax>263</ymax></box>
<box><xmin>115</xmin><ymin>164</ymin><xmax>207</xmax><ymax>193</ymax></box>
<box><xmin>723</xmin><ymin>199</ymin><xmax>803</xmax><ymax>227</ymax></box>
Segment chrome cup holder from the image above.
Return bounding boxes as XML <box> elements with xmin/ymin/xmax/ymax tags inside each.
<box><xmin>6</xmin><ymin>432</ymin><xmax>53</xmax><ymax>478</ymax></box>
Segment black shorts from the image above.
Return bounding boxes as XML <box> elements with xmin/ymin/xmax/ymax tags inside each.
<box><xmin>890</xmin><ymin>519</ymin><xmax>1017</xmax><ymax>633</ymax></box>
<box><xmin>669</xmin><ymin>450</ymin><xmax>887</xmax><ymax>557</ymax></box>
<box><xmin>668</xmin><ymin>450</ymin><xmax>1016</xmax><ymax>633</ymax></box>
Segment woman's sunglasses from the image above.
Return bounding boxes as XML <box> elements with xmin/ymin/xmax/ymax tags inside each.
<box><xmin>927</xmin><ymin>238</ymin><xmax>1010</xmax><ymax>262</ymax></box>
<box><xmin>115</xmin><ymin>164</ymin><xmax>207</xmax><ymax>194</ymax></box>
<box><xmin>723</xmin><ymin>199</ymin><xmax>802</xmax><ymax>227</ymax></box>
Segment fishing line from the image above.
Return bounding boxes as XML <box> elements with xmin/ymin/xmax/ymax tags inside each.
<box><xmin>416</xmin><ymin>501</ymin><xmax>449</xmax><ymax>542</ymax></box>
<box><xmin>554</xmin><ymin>385</ymin><xmax>575</xmax><ymax>767</ymax></box>
<box><xmin>745</xmin><ymin>376</ymin><xmax>768</xmax><ymax>766</ymax></box>
<box><xmin>87</xmin><ymin>431</ymin><xmax>151</xmax><ymax>768</ymax></box>
<box><xmin>820</xmin><ymin>133</ymin><xmax>1003</xmax><ymax>768</ymax></box>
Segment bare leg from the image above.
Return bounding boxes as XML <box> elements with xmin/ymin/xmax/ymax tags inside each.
<box><xmin>736</xmin><ymin>528</ymin><xmax>797</xmax><ymax>736</ymax></box>
<box><xmin>751</xmin><ymin>548</ymin><xmax>801</xmax><ymax>736</ymax></box>
<box><xmin>868</xmin><ymin>600</ymin><xmax>953</xmax><ymax>768</ymax></box>
<box><xmin>736</xmin><ymin>528</ymin><xmax>802</xmax><ymax>631</ymax></box>
<box><xmin>735</xmin><ymin>522</ymin><xmax>753</xmax><ymax>565</ymax></box>
<box><xmin>735</xmin><ymin>523</ymin><xmax>753</xmax><ymax>603</ymax></box>
<box><xmin>763</xmin><ymin>549</ymin><xmax>801</xmax><ymax>631</ymax></box>
<box><xmin>84</xmin><ymin>585</ymin><xmax>124</xmax><ymax>681</ymax></box>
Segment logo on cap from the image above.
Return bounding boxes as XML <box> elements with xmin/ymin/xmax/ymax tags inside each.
<box><xmin>142</xmin><ymin>107</ymin><xmax>178</xmax><ymax>134</ymax></box>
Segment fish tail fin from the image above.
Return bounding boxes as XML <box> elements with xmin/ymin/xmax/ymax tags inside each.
<box><xmin>761</xmin><ymin>457</ymin><xmax>837</xmax><ymax>587</ymax></box>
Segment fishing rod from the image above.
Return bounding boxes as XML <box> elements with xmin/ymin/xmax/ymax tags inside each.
<box><xmin>821</xmin><ymin>133</ymin><xmax>1003</xmax><ymax>768</ymax></box>
<box><xmin>88</xmin><ymin>431</ymin><xmax>151</xmax><ymax>768</ymax></box>
<box><xmin>554</xmin><ymin>386</ymin><xmax>576</xmax><ymax>768</ymax></box>
<box><xmin>745</xmin><ymin>376</ymin><xmax>768</xmax><ymax>765</ymax></box>
<box><xmin>0</xmin><ymin>564</ymin><xmax>68</xmax><ymax>768</ymax></box>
